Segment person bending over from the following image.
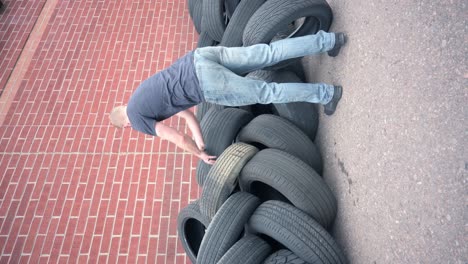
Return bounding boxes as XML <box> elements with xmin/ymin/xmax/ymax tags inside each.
<box><xmin>110</xmin><ymin>31</ymin><xmax>346</xmax><ymax>165</ymax></box>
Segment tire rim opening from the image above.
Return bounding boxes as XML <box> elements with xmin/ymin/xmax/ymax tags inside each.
<box><xmin>184</xmin><ymin>219</ymin><xmax>206</xmax><ymax>257</ymax></box>
<box><xmin>272</xmin><ymin>17</ymin><xmax>320</xmax><ymax>41</ymax></box>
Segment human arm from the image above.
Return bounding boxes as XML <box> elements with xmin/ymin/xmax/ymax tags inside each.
<box><xmin>155</xmin><ymin>122</ymin><xmax>217</xmax><ymax>165</ymax></box>
<box><xmin>175</xmin><ymin>109</ymin><xmax>205</xmax><ymax>151</ymax></box>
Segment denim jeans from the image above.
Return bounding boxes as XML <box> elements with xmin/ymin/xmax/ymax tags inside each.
<box><xmin>193</xmin><ymin>30</ymin><xmax>336</xmax><ymax>106</ymax></box>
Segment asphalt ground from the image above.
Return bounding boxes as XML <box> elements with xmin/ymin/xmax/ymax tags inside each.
<box><xmin>301</xmin><ymin>0</ymin><xmax>467</xmax><ymax>263</ymax></box>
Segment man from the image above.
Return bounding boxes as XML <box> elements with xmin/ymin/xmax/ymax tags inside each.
<box><xmin>110</xmin><ymin>31</ymin><xmax>346</xmax><ymax>165</ymax></box>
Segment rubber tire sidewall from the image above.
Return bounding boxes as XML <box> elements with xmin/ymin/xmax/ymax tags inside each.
<box><xmin>220</xmin><ymin>0</ymin><xmax>266</xmax><ymax>47</ymax></box>
<box><xmin>177</xmin><ymin>201</ymin><xmax>210</xmax><ymax>263</ymax></box>
<box><xmin>196</xmin><ymin>108</ymin><xmax>254</xmax><ymax>186</ymax></box>
<box><xmin>263</xmin><ymin>249</ymin><xmax>306</xmax><ymax>264</ymax></box>
<box><xmin>197</xmin><ymin>192</ymin><xmax>261</xmax><ymax>264</ymax></box>
<box><xmin>200</xmin><ymin>143</ymin><xmax>259</xmax><ymax>221</ymax></box>
<box><xmin>240</xmin><ymin>148</ymin><xmax>337</xmax><ymax>228</ymax></box>
<box><xmin>237</xmin><ymin>114</ymin><xmax>323</xmax><ymax>174</ymax></box>
<box><xmin>271</xmin><ymin>71</ymin><xmax>319</xmax><ymax>141</ymax></box>
<box><xmin>218</xmin><ymin>235</ymin><xmax>272</xmax><ymax>264</ymax></box>
<box><xmin>202</xmin><ymin>0</ymin><xmax>226</xmax><ymax>42</ymax></box>
<box><xmin>249</xmin><ymin>201</ymin><xmax>347</xmax><ymax>264</ymax></box>
<box><xmin>243</xmin><ymin>0</ymin><xmax>332</xmax><ymax>46</ymax></box>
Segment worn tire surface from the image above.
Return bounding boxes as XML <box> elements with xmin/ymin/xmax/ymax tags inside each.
<box><xmin>263</xmin><ymin>249</ymin><xmax>306</xmax><ymax>264</ymax></box>
<box><xmin>240</xmin><ymin>148</ymin><xmax>336</xmax><ymax>228</ymax></box>
<box><xmin>196</xmin><ymin>108</ymin><xmax>254</xmax><ymax>186</ymax></box>
<box><xmin>197</xmin><ymin>192</ymin><xmax>261</xmax><ymax>264</ymax></box>
<box><xmin>220</xmin><ymin>0</ymin><xmax>266</xmax><ymax>47</ymax></box>
<box><xmin>197</xmin><ymin>30</ymin><xmax>218</xmax><ymax>47</ymax></box>
<box><xmin>200</xmin><ymin>143</ymin><xmax>258</xmax><ymax>220</ymax></box>
<box><xmin>243</xmin><ymin>0</ymin><xmax>332</xmax><ymax>46</ymax></box>
<box><xmin>225</xmin><ymin>0</ymin><xmax>241</xmax><ymax>20</ymax></box>
<box><xmin>237</xmin><ymin>114</ymin><xmax>323</xmax><ymax>174</ymax></box>
<box><xmin>218</xmin><ymin>235</ymin><xmax>272</xmax><ymax>264</ymax></box>
<box><xmin>195</xmin><ymin>102</ymin><xmax>226</xmax><ymax>123</ymax></box>
<box><xmin>188</xmin><ymin>0</ymin><xmax>203</xmax><ymax>33</ymax></box>
<box><xmin>202</xmin><ymin>0</ymin><xmax>226</xmax><ymax>41</ymax></box>
<box><xmin>249</xmin><ymin>201</ymin><xmax>347</xmax><ymax>264</ymax></box>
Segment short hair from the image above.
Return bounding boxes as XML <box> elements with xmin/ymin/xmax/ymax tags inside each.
<box><xmin>109</xmin><ymin>106</ymin><xmax>127</xmax><ymax>128</ymax></box>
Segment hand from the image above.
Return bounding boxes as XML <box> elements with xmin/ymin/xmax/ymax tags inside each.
<box><xmin>195</xmin><ymin>139</ymin><xmax>205</xmax><ymax>151</ymax></box>
<box><xmin>200</xmin><ymin>151</ymin><xmax>217</xmax><ymax>165</ymax></box>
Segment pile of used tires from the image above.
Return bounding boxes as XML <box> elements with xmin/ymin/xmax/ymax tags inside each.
<box><xmin>189</xmin><ymin>0</ymin><xmax>333</xmax><ymax>48</ymax></box>
<box><xmin>178</xmin><ymin>0</ymin><xmax>346</xmax><ymax>263</ymax></box>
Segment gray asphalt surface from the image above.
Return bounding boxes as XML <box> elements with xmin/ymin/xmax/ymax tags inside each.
<box><xmin>302</xmin><ymin>0</ymin><xmax>467</xmax><ymax>263</ymax></box>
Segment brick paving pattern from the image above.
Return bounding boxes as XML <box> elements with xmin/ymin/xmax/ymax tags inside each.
<box><xmin>0</xmin><ymin>0</ymin><xmax>200</xmax><ymax>263</ymax></box>
<box><xmin>0</xmin><ymin>0</ymin><xmax>47</xmax><ymax>95</ymax></box>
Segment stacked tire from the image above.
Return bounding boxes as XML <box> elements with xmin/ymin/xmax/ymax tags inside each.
<box><xmin>178</xmin><ymin>0</ymin><xmax>346</xmax><ymax>263</ymax></box>
<box><xmin>188</xmin><ymin>0</ymin><xmax>333</xmax><ymax>47</ymax></box>
<box><xmin>190</xmin><ymin>0</ymin><xmax>333</xmax><ymax>121</ymax></box>
<box><xmin>178</xmin><ymin>109</ymin><xmax>346</xmax><ymax>263</ymax></box>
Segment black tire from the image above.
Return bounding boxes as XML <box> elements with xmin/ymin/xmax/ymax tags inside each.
<box><xmin>177</xmin><ymin>201</ymin><xmax>210</xmax><ymax>263</ymax></box>
<box><xmin>224</xmin><ymin>0</ymin><xmax>241</xmax><ymax>20</ymax></box>
<box><xmin>188</xmin><ymin>0</ymin><xmax>196</xmax><ymax>19</ymax></box>
<box><xmin>280</xmin><ymin>61</ymin><xmax>307</xmax><ymax>82</ymax></box>
<box><xmin>272</xmin><ymin>102</ymin><xmax>318</xmax><ymax>142</ymax></box>
<box><xmin>202</xmin><ymin>0</ymin><xmax>226</xmax><ymax>42</ymax></box>
<box><xmin>189</xmin><ymin>0</ymin><xmax>203</xmax><ymax>33</ymax></box>
<box><xmin>243</xmin><ymin>0</ymin><xmax>332</xmax><ymax>46</ymax></box>
<box><xmin>248</xmin><ymin>104</ymin><xmax>275</xmax><ymax>117</ymax></box>
<box><xmin>196</xmin><ymin>108</ymin><xmax>254</xmax><ymax>186</ymax></box>
<box><xmin>195</xmin><ymin>102</ymin><xmax>226</xmax><ymax>122</ymax></box>
<box><xmin>240</xmin><ymin>148</ymin><xmax>336</xmax><ymax>228</ymax></box>
<box><xmin>218</xmin><ymin>235</ymin><xmax>272</xmax><ymax>264</ymax></box>
<box><xmin>197</xmin><ymin>192</ymin><xmax>261</xmax><ymax>264</ymax></box>
<box><xmin>271</xmin><ymin>70</ymin><xmax>301</xmax><ymax>83</ymax></box>
<box><xmin>271</xmin><ymin>71</ymin><xmax>319</xmax><ymax>141</ymax></box>
<box><xmin>197</xmin><ymin>31</ymin><xmax>218</xmax><ymax>48</ymax></box>
<box><xmin>249</xmin><ymin>201</ymin><xmax>347</xmax><ymax>264</ymax></box>
<box><xmin>220</xmin><ymin>0</ymin><xmax>267</xmax><ymax>47</ymax></box>
<box><xmin>237</xmin><ymin>114</ymin><xmax>323</xmax><ymax>174</ymax></box>
<box><xmin>200</xmin><ymin>143</ymin><xmax>258</xmax><ymax>221</ymax></box>
<box><xmin>263</xmin><ymin>249</ymin><xmax>306</xmax><ymax>264</ymax></box>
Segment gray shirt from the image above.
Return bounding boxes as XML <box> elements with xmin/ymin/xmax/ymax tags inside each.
<box><xmin>127</xmin><ymin>51</ymin><xmax>204</xmax><ymax>136</ymax></box>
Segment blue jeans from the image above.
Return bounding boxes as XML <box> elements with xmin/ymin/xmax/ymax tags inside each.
<box><xmin>193</xmin><ymin>30</ymin><xmax>336</xmax><ymax>106</ymax></box>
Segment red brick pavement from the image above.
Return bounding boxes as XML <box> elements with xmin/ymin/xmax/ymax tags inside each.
<box><xmin>0</xmin><ymin>0</ymin><xmax>200</xmax><ymax>263</ymax></box>
<box><xmin>0</xmin><ymin>0</ymin><xmax>47</xmax><ymax>96</ymax></box>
